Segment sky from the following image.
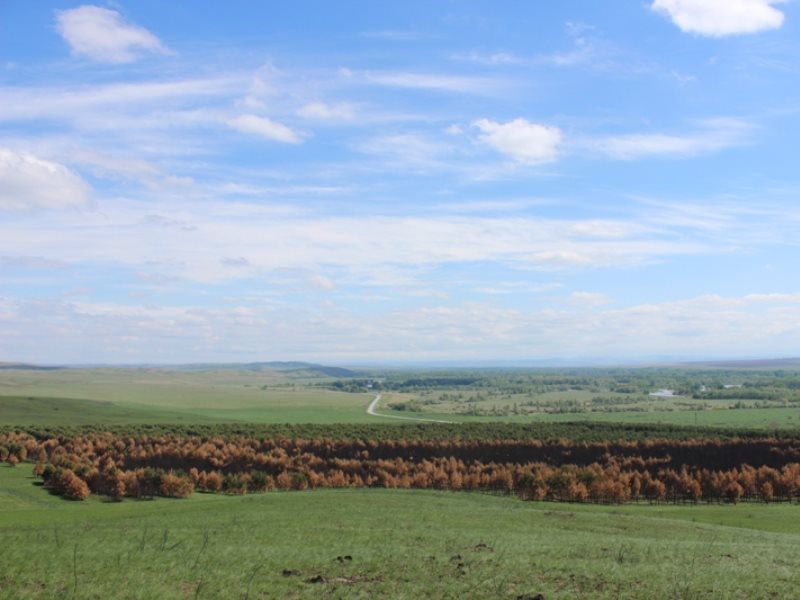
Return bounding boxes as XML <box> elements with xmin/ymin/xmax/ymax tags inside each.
<box><xmin>1</xmin><ymin>0</ymin><xmax>800</xmax><ymax>365</ymax></box>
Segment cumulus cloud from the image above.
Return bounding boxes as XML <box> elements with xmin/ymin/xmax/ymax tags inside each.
<box><xmin>0</xmin><ymin>149</ymin><xmax>92</xmax><ymax>211</ymax></box>
<box><xmin>651</xmin><ymin>0</ymin><xmax>785</xmax><ymax>37</ymax></box>
<box><xmin>227</xmin><ymin>114</ymin><xmax>303</xmax><ymax>144</ymax></box>
<box><xmin>473</xmin><ymin>118</ymin><xmax>562</xmax><ymax>165</ymax></box>
<box><xmin>56</xmin><ymin>5</ymin><xmax>168</xmax><ymax>63</ymax></box>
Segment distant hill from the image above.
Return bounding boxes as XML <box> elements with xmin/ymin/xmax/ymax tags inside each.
<box><xmin>170</xmin><ymin>361</ymin><xmax>359</xmax><ymax>377</ymax></box>
<box><xmin>0</xmin><ymin>362</ymin><xmax>63</xmax><ymax>371</ymax></box>
<box><xmin>245</xmin><ymin>362</ymin><xmax>359</xmax><ymax>377</ymax></box>
<box><xmin>686</xmin><ymin>358</ymin><xmax>800</xmax><ymax>369</ymax></box>
<box><xmin>0</xmin><ymin>360</ymin><xmax>358</xmax><ymax>377</ymax></box>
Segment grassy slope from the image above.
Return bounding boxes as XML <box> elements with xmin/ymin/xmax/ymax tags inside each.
<box><xmin>0</xmin><ymin>395</ymin><xmax>229</xmax><ymax>426</ymax></box>
<box><xmin>0</xmin><ymin>369</ymin><xmax>377</xmax><ymax>425</ymax></box>
<box><xmin>1</xmin><ymin>465</ymin><xmax>799</xmax><ymax>599</ymax></box>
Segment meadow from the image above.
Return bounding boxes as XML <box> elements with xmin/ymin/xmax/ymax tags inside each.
<box><xmin>3</xmin><ymin>366</ymin><xmax>800</xmax><ymax>429</ymax></box>
<box><xmin>1</xmin><ymin>465</ymin><xmax>799</xmax><ymax>599</ymax></box>
<box><xmin>0</xmin><ymin>368</ymin><xmax>375</xmax><ymax>425</ymax></box>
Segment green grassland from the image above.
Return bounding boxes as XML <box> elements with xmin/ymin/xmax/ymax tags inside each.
<box><xmin>3</xmin><ymin>367</ymin><xmax>800</xmax><ymax>429</ymax></box>
<box><xmin>1</xmin><ymin>465</ymin><xmax>799</xmax><ymax>599</ymax></box>
<box><xmin>4</xmin><ymin>367</ymin><xmax>800</xmax><ymax>598</ymax></box>
<box><xmin>377</xmin><ymin>391</ymin><xmax>800</xmax><ymax>430</ymax></box>
<box><xmin>0</xmin><ymin>369</ymin><xmax>377</xmax><ymax>425</ymax></box>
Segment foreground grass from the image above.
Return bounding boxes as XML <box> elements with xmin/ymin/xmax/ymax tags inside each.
<box><xmin>1</xmin><ymin>466</ymin><xmax>799</xmax><ymax>599</ymax></box>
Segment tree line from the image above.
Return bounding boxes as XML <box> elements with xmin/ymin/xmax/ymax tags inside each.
<box><xmin>3</xmin><ymin>430</ymin><xmax>800</xmax><ymax>504</ymax></box>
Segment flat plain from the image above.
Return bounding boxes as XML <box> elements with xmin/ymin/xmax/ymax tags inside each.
<box><xmin>3</xmin><ymin>366</ymin><xmax>800</xmax><ymax>428</ymax></box>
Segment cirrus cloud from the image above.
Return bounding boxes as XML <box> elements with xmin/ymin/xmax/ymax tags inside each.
<box><xmin>296</xmin><ymin>102</ymin><xmax>356</xmax><ymax>121</ymax></box>
<box><xmin>591</xmin><ymin>118</ymin><xmax>751</xmax><ymax>160</ymax></box>
<box><xmin>227</xmin><ymin>114</ymin><xmax>304</xmax><ymax>144</ymax></box>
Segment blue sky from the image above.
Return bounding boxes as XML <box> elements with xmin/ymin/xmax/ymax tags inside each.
<box><xmin>1</xmin><ymin>1</ymin><xmax>799</xmax><ymax>364</ymax></box>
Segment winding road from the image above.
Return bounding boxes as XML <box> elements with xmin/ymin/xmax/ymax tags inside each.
<box><xmin>366</xmin><ymin>393</ymin><xmax>457</xmax><ymax>424</ymax></box>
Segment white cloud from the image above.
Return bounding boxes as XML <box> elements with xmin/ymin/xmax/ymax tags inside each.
<box><xmin>599</xmin><ymin>133</ymin><xmax>713</xmax><ymax>159</ymax></box>
<box><xmin>220</xmin><ymin>257</ymin><xmax>250</xmax><ymax>268</ymax></box>
<box><xmin>535</xmin><ymin>22</ymin><xmax>602</xmax><ymax>68</ymax></box>
<box><xmin>5</xmin><ymin>292</ymin><xmax>800</xmax><ymax>363</ymax></box>
<box><xmin>56</xmin><ymin>5</ymin><xmax>168</xmax><ymax>63</ymax></box>
<box><xmin>0</xmin><ymin>255</ymin><xmax>69</xmax><ymax>269</ymax></box>
<box><xmin>227</xmin><ymin>114</ymin><xmax>303</xmax><ymax>144</ymax></box>
<box><xmin>0</xmin><ymin>77</ymin><xmax>242</xmax><ymax>123</ymax></box>
<box><xmin>0</xmin><ymin>198</ymin><xmax>719</xmax><ymax>285</ymax></box>
<box><xmin>360</xmin><ymin>30</ymin><xmax>422</xmax><ymax>41</ymax></box>
<box><xmin>530</xmin><ymin>250</ymin><xmax>595</xmax><ymax>268</ymax></box>
<box><xmin>297</xmin><ymin>102</ymin><xmax>355</xmax><ymax>121</ymax></box>
<box><xmin>569</xmin><ymin>291</ymin><xmax>612</xmax><ymax>306</ymax></box>
<box><xmin>0</xmin><ymin>149</ymin><xmax>92</xmax><ymax>211</ymax></box>
<box><xmin>309</xmin><ymin>274</ymin><xmax>336</xmax><ymax>290</ymax></box>
<box><xmin>450</xmin><ymin>51</ymin><xmax>522</xmax><ymax>65</ymax></box>
<box><xmin>353</xmin><ymin>134</ymin><xmax>453</xmax><ymax>168</ymax></box>
<box><xmin>473</xmin><ymin>118</ymin><xmax>562</xmax><ymax>165</ymax></box>
<box><xmin>362</xmin><ymin>71</ymin><xmax>497</xmax><ymax>94</ymax></box>
<box><xmin>592</xmin><ymin>119</ymin><xmax>750</xmax><ymax>160</ymax></box>
<box><xmin>570</xmin><ymin>221</ymin><xmax>632</xmax><ymax>238</ymax></box>
<box><xmin>651</xmin><ymin>0</ymin><xmax>785</xmax><ymax>37</ymax></box>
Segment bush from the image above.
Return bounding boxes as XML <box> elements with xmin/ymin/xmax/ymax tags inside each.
<box><xmin>159</xmin><ymin>472</ymin><xmax>194</xmax><ymax>498</ymax></box>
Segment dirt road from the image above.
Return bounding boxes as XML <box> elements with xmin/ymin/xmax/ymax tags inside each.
<box><xmin>366</xmin><ymin>393</ymin><xmax>456</xmax><ymax>424</ymax></box>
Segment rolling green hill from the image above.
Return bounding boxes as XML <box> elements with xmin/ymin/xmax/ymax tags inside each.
<box><xmin>1</xmin><ymin>465</ymin><xmax>798</xmax><ymax>599</ymax></box>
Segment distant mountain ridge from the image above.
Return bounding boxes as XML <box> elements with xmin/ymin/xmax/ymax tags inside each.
<box><xmin>0</xmin><ymin>360</ymin><xmax>358</xmax><ymax>377</ymax></box>
<box><xmin>4</xmin><ymin>358</ymin><xmax>800</xmax><ymax>373</ymax></box>
<box><xmin>167</xmin><ymin>361</ymin><xmax>359</xmax><ymax>377</ymax></box>
<box><xmin>245</xmin><ymin>362</ymin><xmax>358</xmax><ymax>377</ymax></box>
<box><xmin>0</xmin><ymin>362</ymin><xmax>63</xmax><ymax>371</ymax></box>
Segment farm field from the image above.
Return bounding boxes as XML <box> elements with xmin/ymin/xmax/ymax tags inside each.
<box><xmin>1</xmin><ymin>465</ymin><xmax>799</xmax><ymax>599</ymax></box>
